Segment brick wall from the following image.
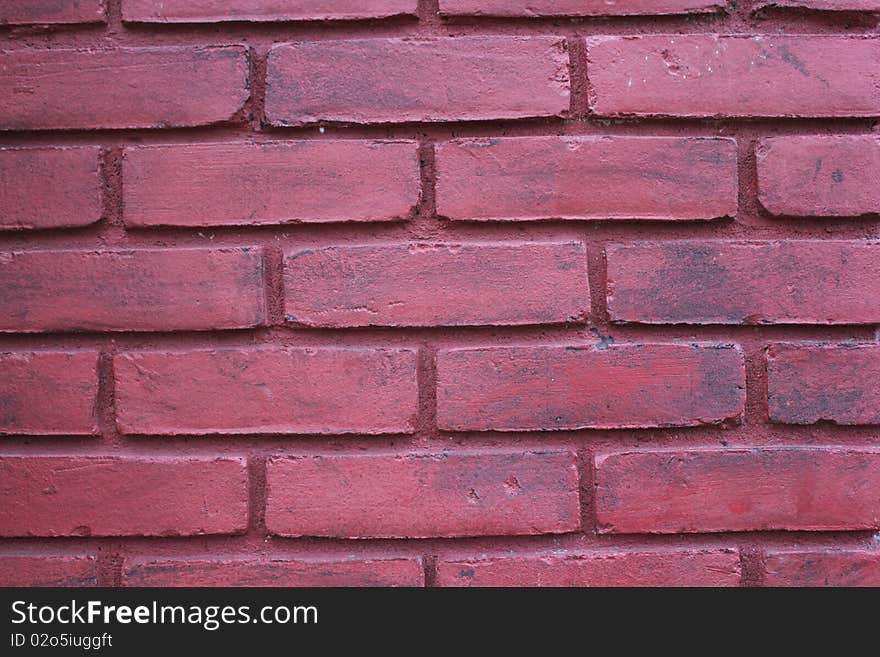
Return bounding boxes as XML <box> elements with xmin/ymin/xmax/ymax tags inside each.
<box><xmin>1</xmin><ymin>0</ymin><xmax>879</xmax><ymax>588</ymax></box>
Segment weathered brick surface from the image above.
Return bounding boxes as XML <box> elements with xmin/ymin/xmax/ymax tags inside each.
<box><xmin>757</xmin><ymin>136</ymin><xmax>880</xmax><ymax>217</ymax></box>
<box><xmin>0</xmin><ymin>556</ymin><xmax>98</xmax><ymax>587</ymax></box>
<box><xmin>114</xmin><ymin>348</ymin><xmax>419</xmax><ymax>435</ymax></box>
<box><xmin>283</xmin><ymin>242</ymin><xmax>589</xmax><ymax>327</ymax></box>
<box><xmin>0</xmin><ymin>148</ymin><xmax>102</xmax><ymax>230</ymax></box>
<box><xmin>436</xmin><ymin>549</ymin><xmax>741</xmax><ymax>586</ymax></box>
<box><xmin>440</xmin><ymin>1</ymin><xmax>727</xmax><ymax>16</ymax></box>
<box><xmin>0</xmin><ymin>47</ymin><xmax>248</xmax><ymax>130</ymax></box>
<box><xmin>606</xmin><ymin>241</ymin><xmax>880</xmax><ymax>325</ymax></box>
<box><xmin>435</xmin><ymin>137</ymin><xmax>737</xmax><ymax>221</ymax></box>
<box><xmin>123</xmin><ymin>557</ymin><xmax>425</xmax><ymax>586</ymax></box>
<box><xmin>437</xmin><ymin>344</ymin><xmax>745</xmax><ymax>431</ymax></box>
<box><xmin>0</xmin><ymin>350</ymin><xmax>98</xmax><ymax>435</ymax></box>
<box><xmin>0</xmin><ymin>456</ymin><xmax>249</xmax><ymax>537</ymax></box>
<box><xmin>265</xmin><ymin>450</ymin><xmax>580</xmax><ymax>538</ymax></box>
<box><xmin>124</xmin><ymin>141</ymin><xmax>421</xmax><ymax>227</ymax></box>
<box><xmin>265</xmin><ymin>37</ymin><xmax>570</xmax><ymax>125</ymax></box>
<box><xmin>0</xmin><ymin>1</ymin><xmax>105</xmax><ymax>25</ymax></box>
<box><xmin>767</xmin><ymin>344</ymin><xmax>880</xmax><ymax>425</ymax></box>
<box><xmin>764</xmin><ymin>549</ymin><xmax>880</xmax><ymax>587</ymax></box>
<box><xmin>587</xmin><ymin>35</ymin><xmax>880</xmax><ymax>117</ymax></box>
<box><xmin>0</xmin><ymin>248</ymin><xmax>266</xmax><ymax>332</ymax></box>
<box><xmin>123</xmin><ymin>0</ymin><xmax>417</xmax><ymax>22</ymax></box>
<box><xmin>595</xmin><ymin>448</ymin><xmax>880</xmax><ymax>534</ymax></box>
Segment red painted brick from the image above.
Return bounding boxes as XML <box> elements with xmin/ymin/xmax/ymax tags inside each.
<box><xmin>0</xmin><ymin>47</ymin><xmax>248</xmax><ymax>131</ymax></box>
<box><xmin>0</xmin><ymin>351</ymin><xmax>98</xmax><ymax>435</ymax></box>
<box><xmin>284</xmin><ymin>242</ymin><xmax>589</xmax><ymax>327</ymax></box>
<box><xmin>436</xmin><ymin>344</ymin><xmax>744</xmax><ymax>432</ymax></box>
<box><xmin>437</xmin><ymin>549</ymin><xmax>741</xmax><ymax>587</ymax></box>
<box><xmin>436</xmin><ymin>137</ymin><xmax>737</xmax><ymax>222</ymax></box>
<box><xmin>764</xmin><ymin>549</ymin><xmax>880</xmax><ymax>587</ymax></box>
<box><xmin>586</xmin><ymin>35</ymin><xmax>880</xmax><ymax>117</ymax></box>
<box><xmin>114</xmin><ymin>347</ymin><xmax>418</xmax><ymax>435</ymax></box>
<box><xmin>440</xmin><ymin>0</ymin><xmax>726</xmax><ymax>16</ymax></box>
<box><xmin>123</xmin><ymin>141</ymin><xmax>420</xmax><ymax>227</ymax></box>
<box><xmin>606</xmin><ymin>241</ymin><xmax>880</xmax><ymax>325</ymax></box>
<box><xmin>0</xmin><ymin>148</ymin><xmax>102</xmax><ymax>231</ymax></box>
<box><xmin>123</xmin><ymin>557</ymin><xmax>424</xmax><ymax>587</ymax></box>
<box><xmin>0</xmin><ymin>1</ymin><xmax>105</xmax><ymax>25</ymax></box>
<box><xmin>0</xmin><ymin>247</ymin><xmax>265</xmax><ymax>333</ymax></box>
<box><xmin>123</xmin><ymin>0</ymin><xmax>416</xmax><ymax>22</ymax></box>
<box><xmin>265</xmin><ymin>37</ymin><xmax>570</xmax><ymax>125</ymax></box>
<box><xmin>0</xmin><ymin>556</ymin><xmax>97</xmax><ymax>587</ymax></box>
<box><xmin>757</xmin><ymin>136</ymin><xmax>880</xmax><ymax>217</ymax></box>
<box><xmin>0</xmin><ymin>456</ymin><xmax>248</xmax><ymax>537</ymax></box>
<box><xmin>755</xmin><ymin>0</ymin><xmax>880</xmax><ymax>9</ymax></box>
<box><xmin>767</xmin><ymin>343</ymin><xmax>880</xmax><ymax>425</ymax></box>
<box><xmin>265</xmin><ymin>450</ymin><xmax>580</xmax><ymax>538</ymax></box>
<box><xmin>595</xmin><ymin>448</ymin><xmax>880</xmax><ymax>534</ymax></box>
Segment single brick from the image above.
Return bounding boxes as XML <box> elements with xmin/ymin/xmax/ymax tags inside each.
<box><xmin>440</xmin><ymin>0</ymin><xmax>727</xmax><ymax>16</ymax></box>
<box><xmin>606</xmin><ymin>241</ymin><xmax>880</xmax><ymax>325</ymax></box>
<box><xmin>595</xmin><ymin>448</ymin><xmax>880</xmax><ymax>534</ymax></box>
<box><xmin>0</xmin><ymin>456</ymin><xmax>248</xmax><ymax>537</ymax></box>
<box><xmin>586</xmin><ymin>35</ymin><xmax>880</xmax><ymax>117</ymax></box>
<box><xmin>0</xmin><ymin>351</ymin><xmax>98</xmax><ymax>435</ymax></box>
<box><xmin>123</xmin><ymin>141</ymin><xmax>420</xmax><ymax>227</ymax></box>
<box><xmin>436</xmin><ymin>344</ymin><xmax>744</xmax><ymax>432</ymax></box>
<box><xmin>0</xmin><ymin>1</ymin><xmax>105</xmax><ymax>24</ymax></box>
<box><xmin>754</xmin><ymin>1</ymin><xmax>880</xmax><ymax>10</ymax></box>
<box><xmin>0</xmin><ymin>47</ymin><xmax>248</xmax><ymax>131</ymax></box>
<box><xmin>123</xmin><ymin>557</ymin><xmax>424</xmax><ymax>587</ymax></box>
<box><xmin>265</xmin><ymin>37</ymin><xmax>570</xmax><ymax>125</ymax></box>
<box><xmin>0</xmin><ymin>148</ymin><xmax>102</xmax><ymax>231</ymax></box>
<box><xmin>764</xmin><ymin>549</ymin><xmax>880</xmax><ymax>587</ymax></box>
<box><xmin>284</xmin><ymin>242</ymin><xmax>589</xmax><ymax>327</ymax></box>
<box><xmin>123</xmin><ymin>0</ymin><xmax>416</xmax><ymax>22</ymax></box>
<box><xmin>0</xmin><ymin>556</ymin><xmax>98</xmax><ymax>587</ymax></box>
<box><xmin>767</xmin><ymin>343</ymin><xmax>880</xmax><ymax>425</ymax></box>
<box><xmin>265</xmin><ymin>450</ymin><xmax>580</xmax><ymax>538</ymax></box>
<box><xmin>436</xmin><ymin>549</ymin><xmax>740</xmax><ymax>587</ymax></box>
<box><xmin>0</xmin><ymin>247</ymin><xmax>265</xmax><ymax>332</ymax></box>
<box><xmin>114</xmin><ymin>347</ymin><xmax>418</xmax><ymax>435</ymax></box>
<box><xmin>436</xmin><ymin>136</ymin><xmax>737</xmax><ymax>221</ymax></box>
<box><xmin>757</xmin><ymin>136</ymin><xmax>880</xmax><ymax>217</ymax></box>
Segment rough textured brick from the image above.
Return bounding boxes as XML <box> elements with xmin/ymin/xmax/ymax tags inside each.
<box><xmin>436</xmin><ymin>344</ymin><xmax>744</xmax><ymax>432</ymax></box>
<box><xmin>0</xmin><ymin>351</ymin><xmax>98</xmax><ymax>435</ymax></box>
<box><xmin>757</xmin><ymin>136</ymin><xmax>880</xmax><ymax>217</ymax></box>
<box><xmin>0</xmin><ymin>556</ymin><xmax>97</xmax><ymax>587</ymax></box>
<box><xmin>284</xmin><ymin>242</ymin><xmax>589</xmax><ymax>327</ymax></box>
<box><xmin>587</xmin><ymin>35</ymin><xmax>880</xmax><ymax>117</ymax></box>
<box><xmin>265</xmin><ymin>450</ymin><xmax>580</xmax><ymax>538</ymax></box>
<box><xmin>124</xmin><ymin>557</ymin><xmax>424</xmax><ymax>587</ymax></box>
<box><xmin>114</xmin><ymin>348</ymin><xmax>418</xmax><ymax>435</ymax></box>
<box><xmin>436</xmin><ymin>137</ymin><xmax>737</xmax><ymax>221</ymax></box>
<box><xmin>440</xmin><ymin>0</ymin><xmax>727</xmax><ymax>16</ymax></box>
<box><xmin>437</xmin><ymin>549</ymin><xmax>741</xmax><ymax>587</ymax></box>
<box><xmin>0</xmin><ymin>47</ymin><xmax>248</xmax><ymax>131</ymax></box>
<box><xmin>123</xmin><ymin>141</ymin><xmax>420</xmax><ymax>227</ymax></box>
<box><xmin>0</xmin><ymin>148</ymin><xmax>102</xmax><ymax>231</ymax></box>
<box><xmin>0</xmin><ymin>1</ymin><xmax>105</xmax><ymax>25</ymax></box>
<box><xmin>764</xmin><ymin>549</ymin><xmax>880</xmax><ymax>587</ymax></box>
<box><xmin>767</xmin><ymin>344</ymin><xmax>880</xmax><ymax>425</ymax></box>
<box><xmin>0</xmin><ymin>247</ymin><xmax>265</xmax><ymax>333</ymax></box>
<box><xmin>595</xmin><ymin>448</ymin><xmax>880</xmax><ymax>534</ymax></box>
<box><xmin>606</xmin><ymin>241</ymin><xmax>880</xmax><ymax>325</ymax></box>
<box><xmin>0</xmin><ymin>456</ymin><xmax>248</xmax><ymax>537</ymax></box>
<box><xmin>265</xmin><ymin>37</ymin><xmax>570</xmax><ymax>125</ymax></box>
<box><xmin>755</xmin><ymin>1</ymin><xmax>880</xmax><ymax>9</ymax></box>
<box><xmin>123</xmin><ymin>0</ymin><xmax>416</xmax><ymax>22</ymax></box>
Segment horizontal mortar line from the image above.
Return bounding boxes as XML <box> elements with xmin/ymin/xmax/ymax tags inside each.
<box><xmin>0</xmin><ymin>115</ymin><xmax>878</xmax><ymax>143</ymax></box>
<box><xmin>0</xmin><ymin>529</ymin><xmax>875</xmax><ymax>552</ymax></box>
